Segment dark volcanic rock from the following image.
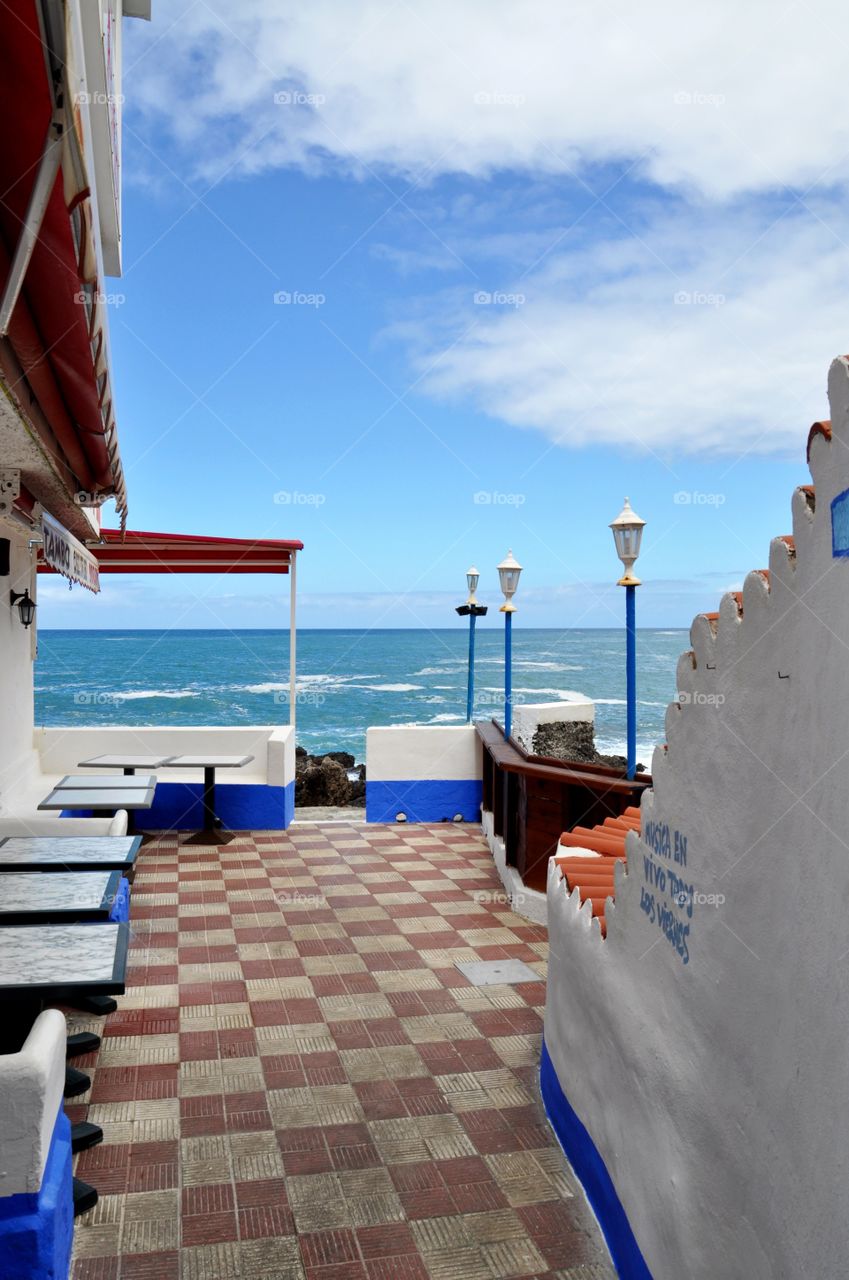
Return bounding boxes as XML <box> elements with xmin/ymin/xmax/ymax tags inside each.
<box><xmin>325</xmin><ymin>751</ymin><xmax>355</xmax><ymax>769</ymax></box>
<box><xmin>532</xmin><ymin>720</ymin><xmax>597</xmax><ymax>763</ymax></box>
<box><xmin>294</xmin><ymin>751</ymin><xmax>367</xmax><ymax>807</ymax></box>
<box><xmin>532</xmin><ymin>720</ymin><xmax>645</xmax><ymax>773</ymax></box>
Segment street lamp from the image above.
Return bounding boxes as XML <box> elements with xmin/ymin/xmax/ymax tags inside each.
<box><xmin>455</xmin><ymin>566</ymin><xmax>488</xmax><ymax>723</ymax></box>
<box><xmin>610</xmin><ymin>498</ymin><xmax>646</xmax><ymax>780</ymax></box>
<box><xmin>497</xmin><ymin>550</ymin><xmax>522</xmax><ymax>739</ymax></box>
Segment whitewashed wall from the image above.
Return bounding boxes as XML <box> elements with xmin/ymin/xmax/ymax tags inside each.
<box><xmin>366</xmin><ymin>726</ymin><xmax>482</xmax><ymax>823</ymax></box>
<box><xmin>544</xmin><ymin>355</ymin><xmax>849</xmax><ymax>1278</ymax></box>
<box><xmin>35</xmin><ymin>725</ymin><xmax>293</xmax><ymax>787</ymax></box>
<box><xmin>0</xmin><ymin>525</ymin><xmax>38</xmax><ymax>795</ymax></box>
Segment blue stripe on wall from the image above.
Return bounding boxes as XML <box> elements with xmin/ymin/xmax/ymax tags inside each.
<box><xmin>539</xmin><ymin>1040</ymin><xmax>653</xmax><ymax>1280</ymax></box>
<box><xmin>0</xmin><ymin>1106</ymin><xmax>73</xmax><ymax>1280</ymax></box>
<box><xmin>62</xmin><ymin>781</ymin><xmax>295</xmax><ymax>831</ymax></box>
<box><xmin>366</xmin><ymin>779</ymin><xmax>482</xmax><ymax>824</ymax></box>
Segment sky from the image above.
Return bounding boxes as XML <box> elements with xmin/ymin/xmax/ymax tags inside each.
<box><xmin>40</xmin><ymin>0</ymin><xmax>849</xmax><ymax>630</ymax></box>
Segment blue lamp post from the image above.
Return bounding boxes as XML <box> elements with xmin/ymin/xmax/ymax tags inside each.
<box><xmin>610</xmin><ymin>499</ymin><xmax>646</xmax><ymax>780</ymax></box>
<box><xmin>456</xmin><ymin>567</ymin><xmax>488</xmax><ymax>723</ymax></box>
<box><xmin>497</xmin><ymin>550</ymin><xmax>522</xmax><ymax>740</ymax></box>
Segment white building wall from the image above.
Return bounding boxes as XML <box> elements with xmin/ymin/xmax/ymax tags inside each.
<box><xmin>0</xmin><ymin>525</ymin><xmax>38</xmax><ymax>796</ymax></box>
<box><xmin>544</xmin><ymin>355</ymin><xmax>849</xmax><ymax>1278</ymax></box>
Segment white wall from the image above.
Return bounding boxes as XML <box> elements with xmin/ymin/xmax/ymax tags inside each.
<box><xmin>545</xmin><ymin>355</ymin><xmax>849</xmax><ymax>1278</ymax></box>
<box><xmin>367</xmin><ymin>725</ymin><xmax>481</xmax><ymax>781</ymax></box>
<box><xmin>0</xmin><ymin>524</ymin><xmax>38</xmax><ymax>797</ymax></box>
<box><xmin>511</xmin><ymin>695</ymin><xmax>594</xmax><ymax>752</ymax></box>
<box><xmin>35</xmin><ymin>725</ymin><xmax>294</xmax><ymax>787</ymax></box>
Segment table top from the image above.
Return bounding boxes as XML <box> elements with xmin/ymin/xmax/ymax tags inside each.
<box><xmin>38</xmin><ymin>786</ymin><xmax>155</xmax><ymax>811</ymax></box>
<box><xmin>162</xmin><ymin>754</ymin><xmax>254</xmax><ymax>769</ymax></box>
<box><xmin>0</xmin><ymin>836</ymin><xmax>141</xmax><ymax>870</ymax></box>
<box><xmin>0</xmin><ymin>922</ymin><xmax>129</xmax><ymax>994</ymax></box>
<box><xmin>0</xmin><ymin>871</ymin><xmax>121</xmax><ymax>923</ymax></box>
<box><xmin>78</xmin><ymin>754</ymin><xmax>170</xmax><ymax>769</ymax></box>
<box><xmin>56</xmin><ymin>774</ymin><xmax>156</xmax><ymax>790</ymax></box>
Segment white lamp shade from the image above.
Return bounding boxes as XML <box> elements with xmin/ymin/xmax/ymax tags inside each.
<box><xmin>610</xmin><ymin>498</ymin><xmax>646</xmax><ymax>584</ymax></box>
<box><xmin>497</xmin><ymin>550</ymin><xmax>522</xmax><ymax>601</ymax></box>
<box><xmin>466</xmin><ymin>566</ymin><xmax>480</xmax><ymax>603</ymax></box>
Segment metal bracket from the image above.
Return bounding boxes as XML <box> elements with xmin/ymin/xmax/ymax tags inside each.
<box><xmin>778</xmin><ymin>672</ymin><xmax>790</xmax><ymax>680</ymax></box>
<box><xmin>0</xmin><ymin>117</ymin><xmax>64</xmax><ymax>336</ymax></box>
<box><xmin>0</xmin><ymin>469</ymin><xmax>21</xmax><ymax>516</ymax></box>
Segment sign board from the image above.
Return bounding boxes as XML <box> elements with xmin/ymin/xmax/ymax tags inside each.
<box><xmin>42</xmin><ymin>513</ymin><xmax>100</xmax><ymax>593</ymax></box>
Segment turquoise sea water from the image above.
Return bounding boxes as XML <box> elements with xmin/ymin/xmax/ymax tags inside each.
<box><xmin>34</xmin><ymin>628</ymin><xmax>687</xmax><ymax>765</ymax></box>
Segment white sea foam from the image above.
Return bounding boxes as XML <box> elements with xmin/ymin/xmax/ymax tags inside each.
<box><xmin>112</xmin><ymin>689</ymin><xmax>201</xmax><ymax>700</ymax></box>
<box><xmin>363</xmin><ymin>683</ymin><xmax>424</xmax><ymax>693</ymax></box>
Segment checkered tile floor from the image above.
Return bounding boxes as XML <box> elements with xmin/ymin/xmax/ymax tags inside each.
<box><xmin>66</xmin><ymin>823</ymin><xmax>615</xmax><ymax>1280</ymax></box>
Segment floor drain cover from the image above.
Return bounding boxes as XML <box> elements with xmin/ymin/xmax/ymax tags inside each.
<box><xmin>455</xmin><ymin>959</ymin><xmax>540</xmax><ymax>986</ymax></box>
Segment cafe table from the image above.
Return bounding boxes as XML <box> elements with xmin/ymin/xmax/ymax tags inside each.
<box><xmin>78</xmin><ymin>753</ymin><xmax>170</xmax><ymax>776</ymax></box>
<box><xmin>0</xmin><ymin>870</ymin><xmax>123</xmax><ymax>925</ymax></box>
<box><xmin>161</xmin><ymin>753</ymin><xmax>253</xmax><ymax>843</ymax></box>
<box><xmin>0</xmin><ymin>835</ymin><xmax>141</xmax><ymax>875</ymax></box>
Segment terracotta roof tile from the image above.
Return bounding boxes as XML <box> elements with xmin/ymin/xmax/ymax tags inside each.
<box><xmin>556</xmin><ymin>805</ymin><xmax>636</xmax><ymax>936</ymax></box>
<box><xmin>806</xmin><ymin>419</ymin><xmax>832</xmax><ymax>461</ymax></box>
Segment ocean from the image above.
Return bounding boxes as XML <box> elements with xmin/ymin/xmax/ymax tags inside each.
<box><xmin>34</xmin><ymin>628</ymin><xmax>687</xmax><ymax>766</ymax></box>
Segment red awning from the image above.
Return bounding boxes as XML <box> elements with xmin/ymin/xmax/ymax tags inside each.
<box><xmin>0</xmin><ymin>0</ymin><xmax>127</xmax><ymax>520</ymax></box>
<box><xmin>38</xmin><ymin>528</ymin><xmax>303</xmax><ymax>576</ymax></box>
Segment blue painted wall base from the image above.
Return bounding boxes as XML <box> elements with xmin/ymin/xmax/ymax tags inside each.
<box><xmin>0</xmin><ymin>1107</ymin><xmax>73</xmax><ymax>1280</ymax></box>
<box><xmin>62</xmin><ymin>781</ymin><xmax>295</xmax><ymax>831</ymax></box>
<box><xmin>539</xmin><ymin>1040</ymin><xmax>653</xmax><ymax>1280</ymax></box>
<box><xmin>366</xmin><ymin>779</ymin><xmax>482</xmax><ymax>824</ymax></box>
<box><xmin>108</xmin><ymin>877</ymin><xmax>130</xmax><ymax>923</ymax></box>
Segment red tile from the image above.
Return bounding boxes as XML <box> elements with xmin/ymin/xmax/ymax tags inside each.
<box><xmin>389</xmin><ymin>1163</ymin><xmax>443</xmax><ymax>1193</ymax></box>
<box><xmin>182</xmin><ymin>1183</ymin><xmax>235</xmax><ymax>1215</ymax></box>
<box><xmin>120</xmin><ymin>1254</ymin><xmax>179</xmax><ymax>1280</ymax></box>
<box><xmin>239</xmin><ymin>1203</ymin><xmax>296</xmax><ymax>1238</ymax></box>
<box><xmin>300</xmin><ymin>1228</ymin><xmax>360</xmax><ymax>1268</ymax></box>
<box><xmin>181</xmin><ymin>1212</ymin><xmax>239</xmax><ymax>1245</ymax></box>
<box><xmin>398</xmin><ymin>1188</ymin><xmax>459</xmax><ymax>1219</ymax></box>
<box><xmin>435</xmin><ymin>1156</ymin><xmax>490</xmax><ymax>1185</ymax></box>
<box><xmin>356</xmin><ymin>1223</ymin><xmax>419</xmax><ymax>1258</ymax></box>
<box><xmin>365</xmin><ymin>1257</ymin><xmax>430</xmax><ymax>1280</ymax></box>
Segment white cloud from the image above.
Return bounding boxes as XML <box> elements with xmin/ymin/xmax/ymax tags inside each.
<box><xmin>124</xmin><ymin>1</ymin><xmax>849</xmax><ymax>458</ymax></box>
<box><xmin>128</xmin><ymin>0</ymin><xmax>849</xmax><ymax>198</ymax></box>
<box><xmin>390</xmin><ymin>203</ymin><xmax>841</xmax><ymax>456</ymax></box>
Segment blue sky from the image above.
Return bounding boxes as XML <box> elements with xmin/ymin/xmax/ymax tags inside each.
<box><xmin>41</xmin><ymin>0</ymin><xmax>845</xmax><ymax>629</ymax></box>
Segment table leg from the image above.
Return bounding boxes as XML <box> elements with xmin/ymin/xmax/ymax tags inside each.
<box><xmin>203</xmin><ymin>767</ymin><xmax>216</xmax><ymax>831</ymax></box>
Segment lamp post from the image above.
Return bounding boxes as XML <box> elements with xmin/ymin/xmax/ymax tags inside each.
<box><xmin>497</xmin><ymin>550</ymin><xmax>522</xmax><ymax>740</ymax></box>
<box><xmin>456</xmin><ymin>567</ymin><xmax>488</xmax><ymax>723</ymax></box>
<box><xmin>610</xmin><ymin>498</ymin><xmax>646</xmax><ymax>780</ymax></box>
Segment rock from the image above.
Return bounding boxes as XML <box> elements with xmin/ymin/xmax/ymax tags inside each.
<box><xmin>296</xmin><ymin>755</ymin><xmax>350</xmax><ymax>807</ymax></box>
<box><xmin>532</xmin><ymin>720</ymin><xmax>598</xmax><ymax>763</ymax></box>
<box><xmin>325</xmin><ymin>750</ymin><xmax>355</xmax><ymax>769</ymax></box>
<box><xmin>532</xmin><ymin>721</ymin><xmax>645</xmax><ymax>773</ymax></box>
<box><xmin>294</xmin><ymin>749</ymin><xmax>367</xmax><ymax>807</ymax></box>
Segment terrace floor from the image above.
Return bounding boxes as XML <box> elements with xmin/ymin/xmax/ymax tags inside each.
<box><xmin>67</xmin><ymin>822</ymin><xmax>614</xmax><ymax>1280</ymax></box>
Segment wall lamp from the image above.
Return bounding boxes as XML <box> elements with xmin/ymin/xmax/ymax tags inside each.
<box><xmin>10</xmin><ymin>588</ymin><xmax>35</xmax><ymax>628</ymax></box>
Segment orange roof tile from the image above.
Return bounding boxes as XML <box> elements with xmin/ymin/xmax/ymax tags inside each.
<box><xmin>806</xmin><ymin>419</ymin><xmax>832</xmax><ymax>461</ymax></box>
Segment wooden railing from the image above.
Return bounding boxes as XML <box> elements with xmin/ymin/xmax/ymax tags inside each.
<box><xmin>476</xmin><ymin>721</ymin><xmax>652</xmax><ymax>892</ymax></box>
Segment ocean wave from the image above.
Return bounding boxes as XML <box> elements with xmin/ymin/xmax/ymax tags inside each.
<box><xmin>363</xmin><ymin>683</ymin><xmax>424</xmax><ymax>693</ymax></box>
<box><xmin>112</xmin><ymin>689</ymin><xmax>201</xmax><ymax>701</ymax></box>
<box><xmin>594</xmin><ymin>698</ymin><xmax>628</xmax><ymax>705</ymax></box>
<box><xmin>512</xmin><ymin>661</ymin><xmax>584</xmax><ymax>672</ymax></box>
